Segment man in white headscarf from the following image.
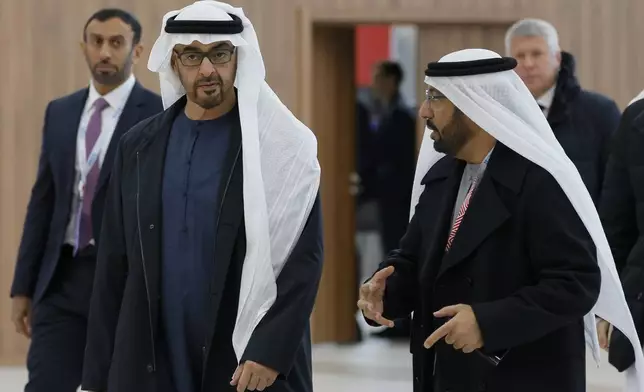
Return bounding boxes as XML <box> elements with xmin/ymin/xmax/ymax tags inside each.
<box><xmin>81</xmin><ymin>2</ymin><xmax>323</xmax><ymax>392</ymax></box>
<box><xmin>358</xmin><ymin>48</ymin><xmax>644</xmax><ymax>392</ymax></box>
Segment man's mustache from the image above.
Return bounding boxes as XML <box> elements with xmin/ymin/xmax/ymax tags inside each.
<box><xmin>426</xmin><ymin>120</ymin><xmax>438</xmax><ymax>131</ymax></box>
<box><xmin>195</xmin><ymin>76</ymin><xmax>222</xmax><ymax>86</ymax></box>
<box><xmin>94</xmin><ymin>61</ymin><xmax>117</xmax><ymax>70</ymax></box>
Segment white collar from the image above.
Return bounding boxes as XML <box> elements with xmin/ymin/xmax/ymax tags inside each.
<box><xmin>536</xmin><ymin>84</ymin><xmax>556</xmax><ymax>110</ymax></box>
<box><xmin>86</xmin><ymin>74</ymin><xmax>136</xmax><ymax>111</ymax></box>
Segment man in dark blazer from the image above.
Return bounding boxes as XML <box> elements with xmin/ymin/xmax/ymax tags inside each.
<box><xmin>359</xmin><ymin>50</ymin><xmax>601</xmax><ymax>392</ymax></box>
<box><xmin>597</xmin><ymin>98</ymin><xmax>644</xmax><ymax>370</ymax></box>
<box><xmin>9</xmin><ymin>8</ymin><xmax>162</xmax><ymax>392</ymax></box>
<box><xmin>506</xmin><ymin>18</ymin><xmax>621</xmax><ymax>203</ymax></box>
<box><xmin>355</xmin><ymin>61</ymin><xmax>417</xmax><ymax>340</ymax></box>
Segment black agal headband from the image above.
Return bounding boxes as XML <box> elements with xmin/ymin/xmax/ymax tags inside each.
<box><xmin>425</xmin><ymin>57</ymin><xmax>517</xmax><ymax>77</ymax></box>
<box><xmin>164</xmin><ymin>13</ymin><xmax>244</xmax><ymax>34</ymax></box>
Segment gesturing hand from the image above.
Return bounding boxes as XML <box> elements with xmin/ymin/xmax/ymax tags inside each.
<box><xmin>424</xmin><ymin>304</ymin><xmax>483</xmax><ymax>353</ymax></box>
<box><xmin>231</xmin><ymin>360</ymin><xmax>278</xmax><ymax>392</ymax></box>
<box><xmin>357</xmin><ymin>266</ymin><xmax>395</xmax><ymax>328</ymax></box>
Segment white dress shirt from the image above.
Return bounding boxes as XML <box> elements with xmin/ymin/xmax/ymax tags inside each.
<box><xmin>64</xmin><ymin>74</ymin><xmax>136</xmax><ymax>247</ymax></box>
<box><xmin>537</xmin><ymin>84</ymin><xmax>556</xmax><ymax>118</ymax></box>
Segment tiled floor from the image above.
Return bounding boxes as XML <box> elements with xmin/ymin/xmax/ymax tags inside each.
<box><xmin>313</xmin><ymin>338</ymin><xmax>625</xmax><ymax>392</ymax></box>
<box><xmin>0</xmin><ymin>337</ymin><xmax>626</xmax><ymax>391</ymax></box>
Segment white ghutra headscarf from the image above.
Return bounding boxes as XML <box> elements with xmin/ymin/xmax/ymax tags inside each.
<box><xmin>413</xmin><ymin>48</ymin><xmax>644</xmax><ymax>392</ymax></box>
<box><xmin>147</xmin><ymin>1</ymin><xmax>321</xmax><ymax>361</ymax></box>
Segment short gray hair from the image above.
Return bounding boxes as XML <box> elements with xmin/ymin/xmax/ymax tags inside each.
<box><xmin>505</xmin><ymin>18</ymin><xmax>560</xmax><ymax>56</ymax></box>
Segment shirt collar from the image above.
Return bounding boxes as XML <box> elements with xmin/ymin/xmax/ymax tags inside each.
<box><xmin>464</xmin><ymin>146</ymin><xmax>494</xmax><ymax>183</ymax></box>
<box><xmin>537</xmin><ymin>84</ymin><xmax>556</xmax><ymax>110</ymax></box>
<box><xmin>86</xmin><ymin>74</ymin><xmax>136</xmax><ymax>111</ymax></box>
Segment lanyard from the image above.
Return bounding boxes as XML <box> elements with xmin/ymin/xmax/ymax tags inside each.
<box><xmin>77</xmin><ymin>101</ymin><xmax>126</xmax><ymax>199</ymax></box>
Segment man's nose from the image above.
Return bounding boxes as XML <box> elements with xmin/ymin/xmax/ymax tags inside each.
<box><xmin>522</xmin><ymin>56</ymin><xmax>536</xmax><ymax>68</ymax></box>
<box><xmin>199</xmin><ymin>57</ymin><xmax>216</xmax><ymax>76</ymax></box>
<box><xmin>99</xmin><ymin>44</ymin><xmax>112</xmax><ymax>60</ymax></box>
<box><xmin>418</xmin><ymin>100</ymin><xmax>433</xmax><ymax>119</ymax></box>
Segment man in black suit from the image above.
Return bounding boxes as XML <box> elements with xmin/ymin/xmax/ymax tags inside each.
<box><xmin>9</xmin><ymin>8</ymin><xmax>162</xmax><ymax>392</ymax></box>
<box><xmin>355</xmin><ymin>61</ymin><xmax>416</xmax><ymax>340</ymax></box>
<box><xmin>506</xmin><ymin>18</ymin><xmax>621</xmax><ymax>204</ymax></box>
<box><xmin>358</xmin><ymin>49</ymin><xmax>605</xmax><ymax>392</ymax></box>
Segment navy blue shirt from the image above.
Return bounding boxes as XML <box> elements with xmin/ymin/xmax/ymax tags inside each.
<box><xmin>161</xmin><ymin>109</ymin><xmax>234</xmax><ymax>392</ymax></box>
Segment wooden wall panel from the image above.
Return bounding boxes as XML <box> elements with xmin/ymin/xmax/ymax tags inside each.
<box><xmin>306</xmin><ymin>0</ymin><xmax>644</xmax><ymax>108</ymax></box>
<box><xmin>1</xmin><ymin>0</ymin><xmax>642</xmax><ymax>364</ymax></box>
<box><xmin>309</xmin><ymin>25</ymin><xmax>357</xmax><ymax>343</ymax></box>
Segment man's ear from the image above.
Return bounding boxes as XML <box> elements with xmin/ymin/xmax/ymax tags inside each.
<box><xmin>170</xmin><ymin>54</ymin><xmax>178</xmax><ymax>74</ymax></box>
<box><xmin>554</xmin><ymin>50</ymin><xmax>562</xmax><ymax>68</ymax></box>
<box><xmin>131</xmin><ymin>43</ymin><xmax>144</xmax><ymax>65</ymax></box>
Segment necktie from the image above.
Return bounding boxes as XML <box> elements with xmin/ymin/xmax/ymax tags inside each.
<box><xmin>445</xmin><ymin>179</ymin><xmax>477</xmax><ymax>252</ymax></box>
<box><xmin>76</xmin><ymin>98</ymin><xmax>109</xmax><ymax>252</ymax></box>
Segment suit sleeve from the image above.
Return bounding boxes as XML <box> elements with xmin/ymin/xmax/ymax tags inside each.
<box><xmin>240</xmin><ymin>193</ymin><xmax>324</xmax><ymax>377</ymax></box>
<box><xmin>596</xmin><ymin>99</ymin><xmax>622</xmax><ymax>202</ymax></box>
<box><xmin>599</xmin><ymin>108</ymin><xmax>638</xmax><ymax>276</ymax></box>
<box><xmin>11</xmin><ymin>103</ymin><xmax>56</xmax><ymax>298</ymax></box>
<box><xmin>363</xmin><ymin>192</ymin><xmax>424</xmax><ymax>325</ymax></box>
<box><xmin>81</xmin><ymin>140</ymin><xmax>129</xmax><ymax>392</ymax></box>
<box><xmin>471</xmin><ymin>169</ymin><xmax>601</xmax><ymax>352</ymax></box>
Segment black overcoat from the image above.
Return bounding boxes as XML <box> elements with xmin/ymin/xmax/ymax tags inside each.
<box><xmin>81</xmin><ymin>97</ymin><xmax>324</xmax><ymax>392</ymax></box>
<box><xmin>369</xmin><ymin>143</ymin><xmax>601</xmax><ymax>392</ymax></box>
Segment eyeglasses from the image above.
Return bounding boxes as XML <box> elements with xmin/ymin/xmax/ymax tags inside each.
<box><xmin>425</xmin><ymin>89</ymin><xmax>448</xmax><ymax>109</ymax></box>
<box><xmin>425</xmin><ymin>89</ymin><xmax>448</xmax><ymax>102</ymax></box>
<box><xmin>175</xmin><ymin>47</ymin><xmax>236</xmax><ymax>67</ymax></box>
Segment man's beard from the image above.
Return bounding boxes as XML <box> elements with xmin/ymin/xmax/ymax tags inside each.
<box><xmin>90</xmin><ymin>53</ymin><xmax>132</xmax><ymax>86</ymax></box>
<box><xmin>429</xmin><ymin>112</ymin><xmax>473</xmax><ymax>156</ymax></box>
<box><xmin>184</xmin><ymin>73</ymin><xmax>225</xmax><ymax>110</ymax></box>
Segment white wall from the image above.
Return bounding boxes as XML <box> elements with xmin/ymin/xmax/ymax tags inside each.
<box><xmin>390</xmin><ymin>25</ymin><xmax>419</xmax><ymax>109</ymax></box>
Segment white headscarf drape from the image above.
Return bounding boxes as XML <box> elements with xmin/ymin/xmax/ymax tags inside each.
<box><xmin>629</xmin><ymin>89</ymin><xmax>644</xmax><ymax>106</ymax></box>
<box><xmin>412</xmin><ymin>48</ymin><xmax>644</xmax><ymax>391</ymax></box>
<box><xmin>147</xmin><ymin>1</ymin><xmax>320</xmax><ymax>360</ymax></box>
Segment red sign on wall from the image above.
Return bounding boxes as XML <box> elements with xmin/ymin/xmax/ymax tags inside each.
<box><xmin>355</xmin><ymin>25</ymin><xmax>390</xmax><ymax>87</ymax></box>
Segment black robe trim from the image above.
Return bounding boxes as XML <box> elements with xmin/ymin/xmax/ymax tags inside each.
<box><xmin>164</xmin><ymin>14</ymin><xmax>244</xmax><ymax>34</ymax></box>
<box><xmin>425</xmin><ymin>57</ymin><xmax>517</xmax><ymax>77</ymax></box>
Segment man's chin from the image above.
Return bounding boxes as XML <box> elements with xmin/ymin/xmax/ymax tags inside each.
<box><xmin>197</xmin><ymin>99</ymin><xmax>222</xmax><ymax>110</ymax></box>
<box><xmin>93</xmin><ymin>72</ymin><xmax>124</xmax><ymax>86</ymax></box>
<box><xmin>433</xmin><ymin>141</ymin><xmax>448</xmax><ymax>154</ymax></box>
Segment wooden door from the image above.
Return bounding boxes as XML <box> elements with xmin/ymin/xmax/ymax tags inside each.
<box><xmin>299</xmin><ymin>21</ymin><xmax>358</xmax><ymax>343</ymax></box>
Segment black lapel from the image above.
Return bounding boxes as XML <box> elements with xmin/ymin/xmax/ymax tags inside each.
<box><xmin>205</xmin><ymin>107</ymin><xmax>244</xmax><ymax>354</ymax></box>
<box><xmin>210</xmin><ymin>105</ymin><xmax>243</xmax><ymax>292</ymax></box>
<box><xmin>135</xmin><ymin>97</ymin><xmax>185</xmax><ymax>333</ymax></box>
<box><xmin>419</xmin><ymin>159</ymin><xmax>464</xmax><ymax>283</ymax></box>
<box><xmin>436</xmin><ymin>145</ymin><xmax>525</xmax><ymax>279</ymax></box>
<box><xmin>436</xmin><ymin>173</ymin><xmax>510</xmax><ymax>278</ymax></box>
<box><xmin>62</xmin><ymin>89</ymin><xmax>89</xmax><ymax>197</ymax></box>
<box><xmin>96</xmin><ymin>83</ymin><xmax>148</xmax><ymax>195</ymax></box>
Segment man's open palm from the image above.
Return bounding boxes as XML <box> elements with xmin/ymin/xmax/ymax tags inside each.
<box><xmin>357</xmin><ymin>266</ymin><xmax>395</xmax><ymax>328</ymax></box>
